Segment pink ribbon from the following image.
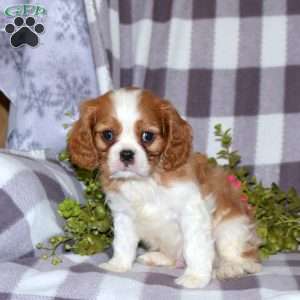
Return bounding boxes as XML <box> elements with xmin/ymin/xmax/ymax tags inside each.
<box><xmin>227</xmin><ymin>174</ymin><xmax>241</xmax><ymax>189</ymax></box>
<box><xmin>227</xmin><ymin>175</ymin><xmax>251</xmax><ymax>209</ymax></box>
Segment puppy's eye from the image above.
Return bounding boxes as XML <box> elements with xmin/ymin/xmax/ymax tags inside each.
<box><xmin>102</xmin><ymin>130</ymin><xmax>114</xmax><ymax>142</ymax></box>
<box><xmin>141</xmin><ymin>131</ymin><xmax>155</xmax><ymax>143</ymax></box>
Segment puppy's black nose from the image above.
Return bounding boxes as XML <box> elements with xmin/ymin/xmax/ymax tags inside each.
<box><xmin>120</xmin><ymin>149</ymin><xmax>135</xmax><ymax>164</ymax></box>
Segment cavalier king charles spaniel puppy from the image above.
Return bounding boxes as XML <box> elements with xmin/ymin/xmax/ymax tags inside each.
<box><xmin>68</xmin><ymin>87</ymin><xmax>261</xmax><ymax>288</ymax></box>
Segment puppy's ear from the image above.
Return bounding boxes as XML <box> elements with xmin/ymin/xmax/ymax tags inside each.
<box><xmin>68</xmin><ymin>99</ymin><xmax>99</xmax><ymax>170</ymax></box>
<box><xmin>160</xmin><ymin>100</ymin><xmax>193</xmax><ymax>171</ymax></box>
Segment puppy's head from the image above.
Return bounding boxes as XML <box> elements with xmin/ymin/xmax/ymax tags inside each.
<box><xmin>68</xmin><ymin>88</ymin><xmax>192</xmax><ymax>179</ymax></box>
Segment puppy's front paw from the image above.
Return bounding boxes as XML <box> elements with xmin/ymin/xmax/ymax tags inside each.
<box><xmin>99</xmin><ymin>258</ymin><xmax>131</xmax><ymax>273</ymax></box>
<box><xmin>175</xmin><ymin>273</ymin><xmax>211</xmax><ymax>289</ymax></box>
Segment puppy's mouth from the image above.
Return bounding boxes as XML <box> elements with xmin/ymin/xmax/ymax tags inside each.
<box><xmin>109</xmin><ymin>165</ymin><xmax>147</xmax><ymax>179</ymax></box>
<box><xmin>110</xmin><ymin>170</ymin><xmax>140</xmax><ymax>179</ymax></box>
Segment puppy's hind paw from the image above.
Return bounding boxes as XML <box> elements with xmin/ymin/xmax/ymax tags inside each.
<box><xmin>216</xmin><ymin>260</ymin><xmax>261</xmax><ymax>280</ymax></box>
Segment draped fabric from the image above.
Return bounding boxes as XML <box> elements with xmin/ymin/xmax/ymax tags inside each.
<box><xmin>85</xmin><ymin>0</ymin><xmax>300</xmax><ymax>192</ymax></box>
<box><xmin>0</xmin><ymin>0</ymin><xmax>98</xmax><ymax>152</ymax></box>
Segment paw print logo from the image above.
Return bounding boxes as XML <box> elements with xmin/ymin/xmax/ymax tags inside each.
<box><xmin>4</xmin><ymin>16</ymin><xmax>44</xmax><ymax>48</ymax></box>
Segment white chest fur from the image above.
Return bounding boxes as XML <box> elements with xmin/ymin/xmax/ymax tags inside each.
<box><xmin>106</xmin><ymin>177</ymin><xmax>206</xmax><ymax>259</ymax></box>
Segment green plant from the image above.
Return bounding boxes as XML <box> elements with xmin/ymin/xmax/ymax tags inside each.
<box><xmin>210</xmin><ymin>124</ymin><xmax>300</xmax><ymax>259</ymax></box>
<box><xmin>37</xmin><ymin>151</ymin><xmax>113</xmax><ymax>264</ymax></box>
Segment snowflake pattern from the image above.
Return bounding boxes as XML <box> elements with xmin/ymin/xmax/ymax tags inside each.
<box><xmin>53</xmin><ymin>70</ymin><xmax>91</xmax><ymax>120</ymax></box>
<box><xmin>8</xmin><ymin>129</ymin><xmax>42</xmax><ymax>150</ymax></box>
<box><xmin>55</xmin><ymin>0</ymin><xmax>90</xmax><ymax>46</ymax></box>
<box><xmin>1</xmin><ymin>1</ymin><xmax>97</xmax><ymax>151</ymax></box>
<box><xmin>0</xmin><ymin>34</ymin><xmax>24</xmax><ymax>72</ymax></box>
<box><xmin>22</xmin><ymin>82</ymin><xmax>53</xmax><ymax>117</ymax></box>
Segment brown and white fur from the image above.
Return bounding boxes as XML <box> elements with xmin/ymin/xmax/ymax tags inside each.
<box><xmin>68</xmin><ymin>87</ymin><xmax>261</xmax><ymax>288</ymax></box>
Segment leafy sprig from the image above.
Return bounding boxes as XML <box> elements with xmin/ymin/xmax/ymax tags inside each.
<box><xmin>36</xmin><ymin>153</ymin><xmax>113</xmax><ymax>264</ymax></box>
<box><xmin>211</xmin><ymin>124</ymin><xmax>300</xmax><ymax>259</ymax></box>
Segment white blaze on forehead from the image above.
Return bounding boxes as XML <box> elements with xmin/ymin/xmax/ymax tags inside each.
<box><xmin>107</xmin><ymin>88</ymin><xmax>150</xmax><ymax>177</ymax></box>
<box><xmin>110</xmin><ymin>88</ymin><xmax>142</xmax><ymax>138</ymax></box>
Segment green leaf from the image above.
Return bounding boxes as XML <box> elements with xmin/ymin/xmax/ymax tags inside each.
<box><xmin>58</xmin><ymin>150</ymin><xmax>70</xmax><ymax>161</ymax></box>
<box><xmin>51</xmin><ymin>256</ymin><xmax>62</xmax><ymax>266</ymax></box>
<box><xmin>64</xmin><ymin>111</ymin><xmax>73</xmax><ymax>117</ymax></box>
<box><xmin>95</xmin><ymin>204</ymin><xmax>107</xmax><ymax>220</ymax></box>
<box><xmin>58</xmin><ymin>198</ymin><xmax>81</xmax><ymax>219</ymax></box>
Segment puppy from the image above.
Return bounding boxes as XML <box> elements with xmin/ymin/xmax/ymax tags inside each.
<box><xmin>68</xmin><ymin>87</ymin><xmax>261</xmax><ymax>288</ymax></box>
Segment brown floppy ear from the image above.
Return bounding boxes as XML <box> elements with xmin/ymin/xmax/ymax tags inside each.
<box><xmin>160</xmin><ymin>100</ymin><xmax>193</xmax><ymax>171</ymax></box>
<box><xmin>67</xmin><ymin>99</ymin><xmax>99</xmax><ymax>170</ymax></box>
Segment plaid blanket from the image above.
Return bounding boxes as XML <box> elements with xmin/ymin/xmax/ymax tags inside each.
<box><xmin>85</xmin><ymin>0</ymin><xmax>300</xmax><ymax>193</ymax></box>
<box><xmin>1</xmin><ymin>251</ymin><xmax>300</xmax><ymax>300</ymax></box>
<box><xmin>0</xmin><ymin>147</ymin><xmax>299</xmax><ymax>299</ymax></box>
<box><xmin>0</xmin><ymin>150</ymin><xmax>84</xmax><ymax>263</ymax></box>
